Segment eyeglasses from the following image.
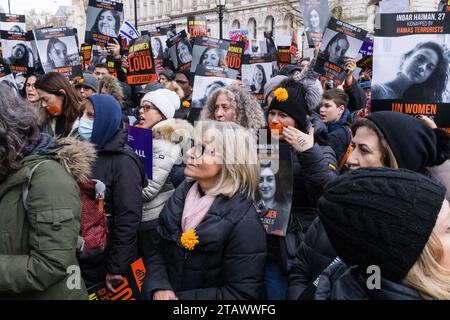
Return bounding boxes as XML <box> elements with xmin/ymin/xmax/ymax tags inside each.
<box><xmin>192</xmin><ymin>143</ymin><xmax>215</xmax><ymax>158</ymax></box>
<box><xmin>175</xmin><ymin>79</ymin><xmax>189</xmax><ymax>85</ymax></box>
<box><xmin>140</xmin><ymin>103</ymin><xmax>158</xmax><ymax>112</ymax></box>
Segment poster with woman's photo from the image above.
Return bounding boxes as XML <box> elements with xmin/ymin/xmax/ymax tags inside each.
<box><xmin>0</xmin><ymin>61</ymin><xmax>19</xmax><ymax>95</ymax></box>
<box><xmin>257</xmin><ymin>141</ymin><xmax>292</xmax><ymax>237</ymax></box>
<box><xmin>188</xmin><ymin>16</ymin><xmax>208</xmax><ymax>39</ymax></box>
<box><xmin>90</xmin><ymin>45</ymin><xmax>109</xmax><ymax>70</ymax></box>
<box><xmin>372</xmin><ymin>12</ymin><xmax>450</xmax><ymax>130</ymax></box>
<box><xmin>0</xmin><ymin>30</ymin><xmax>35</xmax><ymax>74</ymax></box>
<box><xmin>190</xmin><ymin>37</ymin><xmax>229</xmax><ymax>73</ymax></box>
<box><xmin>260</xmin><ymin>31</ymin><xmax>277</xmax><ymax>57</ymax></box>
<box><xmin>157</xmin><ymin>24</ymin><xmax>177</xmax><ymax>40</ymax></box>
<box><xmin>191</xmin><ymin>65</ymin><xmax>237</xmax><ymax>109</ymax></box>
<box><xmin>167</xmin><ymin>30</ymin><xmax>193</xmax><ymax>71</ymax></box>
<box><xmin>34</xmin><ymin>27</ymin><xmax>82</xmax><ymax>81</ymax></box>
<box><xmin>150</xmin><ymin>31</ymin><xmax>168</xmax><ymax>61</ymax></box>
<box><xmin>229</xmin><ymin>29</ymin><xmax>251</xmax><ymax>54</ymax></box>
<box><xmin>241</xmin><ymin>55</ymin><xmax>273</xmax><ymax>104</ymax></box>
<box><xmin>314</xmin><ymin>18</ymin><xmax>368</xmax><ymax>83</ymax></box>
<box><xmin>127</xmin><ymin>34</ymin><xmax>157</xmax><ymax>85</ymax></box>
<box><xmin>300</xmin><ymin>0</ymin><xmax>330</xmax><ymax>48</ymax></box>
<box><xmin>0</xmin><ymin>13</ymin><xmax>26</xmax><ymax>32</ymax></box>
<box><xmin>85</xmin><ymin>0</ymin><xmax>123</xmax><ymax>47</ymax></box>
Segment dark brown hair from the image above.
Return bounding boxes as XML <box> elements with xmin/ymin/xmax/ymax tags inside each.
<box><xmin>352</xmin><ymin>118</ymin><xmax>398</xmax><ymax>169</ymax></box>
<box><xmin>36</xmin><ymin>72</ymin><xmax>82</xmax><ymax>131</ymax></box>
<box><xmin>323</xmin><ymin>88</ymin><xmax>349</xmax><ymax>109</ymax></box>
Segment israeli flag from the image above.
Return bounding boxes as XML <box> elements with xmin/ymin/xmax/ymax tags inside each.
<box><xmin>120</xmin><ymin>20</ymin><xmax>140</xmax><ymax>45</ymax></box>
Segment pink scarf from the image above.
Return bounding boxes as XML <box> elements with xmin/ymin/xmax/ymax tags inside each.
<box><xmin>181</xmin><ymin>182</ymin><xmax>216</xmax><ymax>232</ymax></box>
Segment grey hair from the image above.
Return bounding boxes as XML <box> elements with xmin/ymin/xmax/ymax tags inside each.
<box><xmin>200</xmin><ymin>85</ymin><xmax>266</xmax><ymax>130</ymax></box>
<box><xmin>0</xmin><ymin>83</ymin><xmax>40</xmax><ymax>181</ymax></box>
<box><xmin>293</xmin><ymin>64</ymin><xmax>324</xmax><ymax>113</ymax></box>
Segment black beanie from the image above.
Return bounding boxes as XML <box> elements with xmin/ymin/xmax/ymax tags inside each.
<box><xmin>318</xmin><ymin>167</ymin><xmax>446</xmax><ymax>282</ymax></box>
<box><xmin>367</xmin><ymin>111</ymin><xmax>449</xmax><ymax>172</ymax></box>
<box><xmin>268</xmin><ymin>80</ymin><xmax>309</xmax><ymax>132</ymax></box>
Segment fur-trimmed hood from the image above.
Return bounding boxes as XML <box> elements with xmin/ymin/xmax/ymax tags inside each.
<box><xmin>98</xmin><ymin>74</ymin><xmax>124</xmax><ymax>104</ymax></box>
<box><xmin>55</xmin><ymin>137</ymin><xmax>97</xmax><ymax>184</ymax></box>
<box><xmin>152</xmin><ymin>118</ymin><xmax>194</xmax><ymax>145</ymax></box>
<box><xmin>200</xmin><ymin>85</ymin><xmax>266</xmax><ymax>130</ymax></box>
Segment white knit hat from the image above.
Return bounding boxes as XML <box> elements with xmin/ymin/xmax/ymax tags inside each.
<box><xmin>141</xmin><ymin>88</ymin><xmax>180</xmax><ymax>119</ymax></box>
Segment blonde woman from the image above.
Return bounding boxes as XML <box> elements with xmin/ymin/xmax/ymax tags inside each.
<box><xmin>141</xmin><ymin>121</ymin><xmax>267</xmax><ymax>300</ymax></box>
<box><xmin>316</xmin><ymin>167</ymin><xmax>450</xmax><ymax>300</ymax></box>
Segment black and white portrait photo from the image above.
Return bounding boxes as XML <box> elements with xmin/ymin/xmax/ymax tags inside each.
<box><xmin>191</xmin><ymin>79</ymin><xmax>227</xmax><ymax>109</ymax></box>
<box><xmin>0</xmin><ymin>13</ymin><xmax>26</xmax><ymax>32</ymax></box>
<box><xmin>191</xmin><ymin>66</ymin><xmax>236</xmax><ymax>104</ymax></box>
<box><xmin>151</xmin><ymin>36</ymin><xmax>167</xmax><ymax>60</ymax></box>
<box><xmin>35</xmin><ymin>36</ymin><xmax>80</xmax><ymax>72</ymax></box>
<box><xmin>256</xmin><ymin>155</ymin><xmax>293</xmax><ymax>236</ymax></box>
<box><xmin>1</xmin><ymin>39</ymin><xmax>35</xmax><ymax>68</ymax></box>
<box><xmin>190</xmin><ymin>37</ymin><xmax>229</xmax><ymax>73</ymax></box>
<box><xmin>320</xmin><ymin>30</ymin><xmax>364</xmax><ymax>67</ymax></box>
<box><xmin>85</xmin><ymin>0</ymin><xmax>123</xmax><ymax>46</ymax></box>
<box><xmin>168</xmin><ymin>33</ymin><xmax>193</xmax><ymax>70</ymax></box>
<box><xmin>86</xmin><ymin>7</ymin><xmax>121</xmax><ymax>38</ymax></box>
<box><xmin>372</xmin><ymin>34</ymin><xmax>450</xmax><ymax>102</ymax></box>
<box><xmin>241</xmin><ymin>62</ymin><xmax>272</xmax><ymax>94</ymax></box>
<box><xmin>301</xmin><ymin>0</ymin><xmax>329</xmax><ymax>34</ymax></box>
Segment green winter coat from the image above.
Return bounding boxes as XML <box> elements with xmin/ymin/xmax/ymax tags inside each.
<box><xmin>0</xmin><ymin>136</ymin><xmax>95</xmax><ymax>299</ymax></box>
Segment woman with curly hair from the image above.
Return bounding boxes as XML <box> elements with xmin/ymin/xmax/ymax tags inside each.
<box><xmin>372</xmin><ymin>41</ymin><xmax>449</xmax><ymax>102</ymax></box>
<box><xmin>200</xmin><ymin>84</ymin><xmax>266</xmax><ymax>130</ymax></box>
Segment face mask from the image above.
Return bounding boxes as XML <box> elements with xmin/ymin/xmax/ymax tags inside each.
<box><xmin>78</xmin><ymin>118</ymin><xmax>94</xmax><ymax>141</ymax></box>
<box><xmin>46</xmin><ymin>105</ymin><xmax>61</xmax><ymax>116</ymax></box>
<box><xmin>268</xmin><ymin>121</ymin><xmax>285</xmax><ymax>135</ymax></box>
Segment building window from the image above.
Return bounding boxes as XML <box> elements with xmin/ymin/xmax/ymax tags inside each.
<box><xmin>265</xmin><ymin>15</ymin><xmax>275</xmax><ymax>32</ymax></box>
<box><xmin>231</xmin><ymin>19</ymin><xmax>240</xmax><ymax>29</ymax></box>
<box><xmin>248</xmin><ymin>18</ymin><xmax>257</xmax><ymax>40</ymax></box>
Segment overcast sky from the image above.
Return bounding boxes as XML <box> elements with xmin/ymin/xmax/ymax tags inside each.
<box><xmin>0</xmin><ymin>0</ymin><xmax>72</xmax><ymax>15</ymax></box>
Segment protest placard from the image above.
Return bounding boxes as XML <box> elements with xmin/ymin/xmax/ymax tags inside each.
<box><xmin>85</xmin><ymin>0</ymin><xmax>123</xmax><ymax>47</ymax></box>
<box><xmin>34</xmin><ymin>27</ymin><xmax>82</xmax><ymax>81</ymax></box>
<box><xmin>372</xmin><ymin>11</ymin><xmax>450</xmax><ymax>131</ymax></box>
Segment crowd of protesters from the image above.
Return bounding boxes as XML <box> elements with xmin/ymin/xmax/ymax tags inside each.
<box><xmin>1</xmin><ymin>11</ymin><xmax>450</xmax><ymax>302</ymax></box>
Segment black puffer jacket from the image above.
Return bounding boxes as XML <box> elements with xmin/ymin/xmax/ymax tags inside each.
<box><xmin>267</xmin><ymin>142</ymin><xmax>338</xmax><ymax>274</ymax></box>
<box><xmin>142</xmin><ymin>181</ymin><xmax>267</xmax><ymax>300</ymax></box>
<box><xmin>343</xmin><ymin>78</ymin><xmax>366</xmax><ymax>112</ymax></box>
<box><xmin>287</xmin><ymin>218</ymin><xmax>336</xmax><ymax>299</ymax></box>
<box><xmin>313</xmin><ymin>260</ymin><xmax>423</xmax><ymax>300</ymax></box>
<box><xmin>87</xmin><ymin>130</ymin><xmax>147</xmax><ymax>284</ymax></box>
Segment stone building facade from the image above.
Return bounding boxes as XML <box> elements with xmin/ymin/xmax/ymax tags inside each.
<box><xmin>123</xmin><ymin>0</ymin><xmax>442</xmax><ymax>40</ymax></box>
<box><xmin>65</xmin><ymin>0</ymin><xmax>442</xmax><ymax>43</ymax></box>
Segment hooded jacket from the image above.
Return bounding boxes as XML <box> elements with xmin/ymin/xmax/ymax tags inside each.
<box><xmin>86</xmin><ymin>95</ymin><xmax>148</xmax><ymax>283</ymax></box>
<box><xmin>142</xmin><ymin>181</ymin><xmax>267</xmax><ymax>300</ymax></box>
<box><xmin>142</xmin><ymin>119</ymin><xmax>193</xmax><ymax>222</ymax></box>
<box><xmin>0</xmin><ymin>134</ymin><xmax>96</xmax><ymax>299</ymax></box>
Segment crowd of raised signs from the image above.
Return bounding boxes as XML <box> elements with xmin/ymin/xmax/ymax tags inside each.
<box><xmin>0</xmin><ymin>0</ymin><xmax>450</xmax><ymax>301</ymax></box>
